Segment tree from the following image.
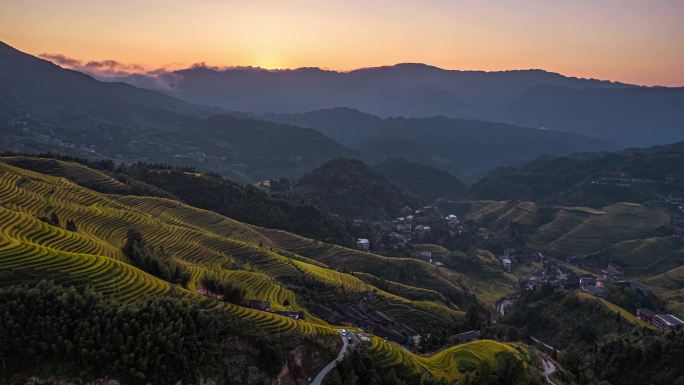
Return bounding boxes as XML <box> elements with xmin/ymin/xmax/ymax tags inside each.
<box><xmin>66</xmin><ymin>219</ymin><xmax>77</xmax><ymax>232</ymax></box>
<box><xmin>494</xmin><ymin>351</ymin><xmax>525</xmax><ymax>385</ymax></box>
<box><xmin>122</xmin><ymin>229</ymin><xmax>190</xmax><ymax>286</ymax></box>
<box><xmin>200</xmin><ymin>274</ymin><xmax>246</xmax><ymax>304</ymax></box>
<box><xmin>324</xmin><ymin>370</ymin><xmax>343</xmax><ymax>385</ymax></box>
<box><xmin>49</xmin><ymin>212</ymin><xmax>60</xmax><ymax>227</ymax></box>
<box><xmin>466</xmin><ymin>305</ymin><xmax>484</xmax><ymax>330</ymax></box>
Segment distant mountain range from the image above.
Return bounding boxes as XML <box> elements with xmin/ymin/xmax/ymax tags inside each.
<box><xmin>264</xmin><ymin>107</ymin><xmax>617</xmax><ymax>177</ymax></box>
<box><xmin>1</xmin><ymin>41</ymin><xmax>623</xmax><ymax>182</ymax></box>
<box><xmin>0</xmin><ymin>41</ymin><xmax>355</xmax><ymax>182</ymax></box>
<box><xmin>162</xmin><ymin>64</ymin><xmax>684</xmax><ymax>147</ymax></box>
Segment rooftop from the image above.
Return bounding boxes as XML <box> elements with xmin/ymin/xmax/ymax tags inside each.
<box><xmin>655</xmin><ymin>314</ymin><xmax>684</xmax><ymax>327</ymax></box>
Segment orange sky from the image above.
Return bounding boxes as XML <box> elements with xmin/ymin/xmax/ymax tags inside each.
<box><xmin>2</xmin><ymin>0</ymin><xmax>683</xmax><ymax>86</ymax></box>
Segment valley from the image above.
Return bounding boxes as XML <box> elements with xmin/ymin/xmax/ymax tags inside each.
<box><xmin>2</xmin><ymin>150</ymin><xmax>683</xmax><ymax>384</ymax></box>
<box><xmin>0</xmin><ymin>157</ymin><xmax>539</xmax><ymax>384</ymax></box>
<box><xmin>1</xmin><ymin>7</ymin><xmax>683</xmax><ymax>382</ymax></box>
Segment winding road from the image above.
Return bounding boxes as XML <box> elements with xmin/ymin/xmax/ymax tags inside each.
<box><xmin>310</xmin><ymin>331</ymin><xmax>350</xmax><ymax>385</ymax></box>
<box><xmin>539</xmin><ymin>354</ymin><xmax>558</xmax><ymax>385</ymax></box>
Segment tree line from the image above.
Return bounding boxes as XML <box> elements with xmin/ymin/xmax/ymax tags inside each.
<box><xmin>0</xmin><ymin>281</ymin><xmax>261</xmax><ymax>384</ymax></box>
<box><xmin>122</xmin><ymin>229</ymin><xmax>190</xmax><ymax>286</ymax></box>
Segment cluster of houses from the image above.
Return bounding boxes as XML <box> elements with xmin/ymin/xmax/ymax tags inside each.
<box><xmin>520</xmin><ymin>257</ymin><xmax>653</xmax><ymax>297</ymax></box>
<box><xmin>591</xmin><ymin>172</ymin><xmax>651</xmax><ymax>187</ymax></box>
<box><xmin>579</xmin><ymin>264</ymin><xmax>652</xmax><ymax>298</ymax></box>
<box><xmin>519</xmin><ymin>261</ymin><xmax>579</xmax><ymax>292</ymax></box>
<box><xmin>637</xmin><ymin>308</ymin><xmax>684</xmax><ymax>330</ymax></box>
<box><xmin>355</xmin><ymin>211</ymin><xmax>463</xmax><ymax>251</ymax></box>
<box><xmin>519</xmin><ymin>257</ymin><xmax>684</xmax><ymax>331</ymax></box>
<box><xmin>357</xmin><ymin>213</ymin><xmax>425</xmax><ymax>250</ymax></box>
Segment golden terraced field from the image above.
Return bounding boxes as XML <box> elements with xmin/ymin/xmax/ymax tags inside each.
<box><xmin>0</xmin><ymin>158</ymin><xmax>527</xmax><ymax>380</ymax></box>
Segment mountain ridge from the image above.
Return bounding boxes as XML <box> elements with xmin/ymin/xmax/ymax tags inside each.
<box><xmin>265</xmin><ymin>107</ymin><xmax>618</xmax><ymax>177</ymax></box>
<box><xmin>0</xmin><ymin>40</ymin><xmax>356</xmax><ymax>182</ymax></box>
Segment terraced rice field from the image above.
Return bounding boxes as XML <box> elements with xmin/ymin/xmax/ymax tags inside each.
<box><xmin>367</xmin><ymin>337</ymin><xmax>527</xmax><ymax>380</ymax></box>
<box><xmin>354</xmin><ymin>271</ymin><xmax>449</xmax><ymax>303</ymax></box>
<box><xmin>447</xmin><ymin>200</ymin><xmax>509</xmax><ymax>220</ymax></box>
<box><xmin>531</xmin><ymin>203</ymin><xmax>670</xmax><ymax>257</ymax></box>
<box><xmin>116</xmin><ymin>196</ymin><xmax>275</xmax><ymax>248</ymax></box>
<box><xmin>257</xmin><ymin>222</ymin><xmax>518</xmax><ymax>309</ymax></box>
<box><xmin>0</xmin><ymin>159</ymin><xmax>543</xmax><ymax>378</ymax></box>
<box><xmin>449</xmin><ymin>200</ymin><xmax>541</xmax><ymax>229</ymax></box>
<box><xmin>0</xmin><ymin>162</ymin><xmax>347</xmax><ymax>338</ymax></box>
<box><xmin>450</xmin><ymin>200</ymin><xmax>672</xmax><ymax>260</ymax></box>
<box><xmin>1</xmin><ymin>156</ymin><xmax>127</xmax><ymax>191</ymax></box>
<box><xmin>604</xmin><ymin>236</ymin><xmax>684</xmax><ymax>273</ymax></box>
<box><xmin>0</xmin><ymin>160</ymin><xmax>464</xmax><ymax>344</ymax></box>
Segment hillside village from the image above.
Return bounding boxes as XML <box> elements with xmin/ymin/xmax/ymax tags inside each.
<box><xmin>353</xmin><ymin>208</ymin><xmax>464</xmax><ymax>257</ymax></box>
<box><xmin>516</xmin><ymin>252</ymin><xmax>684</xmax><ymax>330</ymax></box>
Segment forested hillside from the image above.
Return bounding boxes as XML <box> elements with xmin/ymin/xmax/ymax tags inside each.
<box><xmin>294</xmin><ymin>158</ymin><xmax>421</xmax><ymax>220</ymax></box>
<box><xmin>468</xmin><ymin>141</ymin><xmax>684</xmax><ymax>207</ymax></box>
<box><xmin>376</xmin><ymin>158</ymin><xmax>466</xmax><ymax>201</ymax></box>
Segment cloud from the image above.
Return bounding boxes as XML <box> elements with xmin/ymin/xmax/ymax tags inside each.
<box><xmin>39</xmin><ymin>53</ymin><xmax>82</xmax><ymax>67</ymax></box>
<box><xmin>38</xmin><ymin>53</ymin><xmax>182</xmax><ymax>91</ymax></box>
<box><xmin>84</xmin><ymin>59</ymin><xmax>146</xmax><ymax>74</ymax></box>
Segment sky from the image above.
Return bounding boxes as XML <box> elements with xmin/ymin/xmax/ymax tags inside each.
<box><xmin>1</xmin><ymin>0</ymin><xmax>683</xmax><ymax>86</ymax></box>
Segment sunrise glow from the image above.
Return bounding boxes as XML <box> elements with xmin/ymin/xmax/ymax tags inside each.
<box><xmin>1</xmin><ymin>0</ymin><xmax>684</xmax><ymax>86</ymax></box>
